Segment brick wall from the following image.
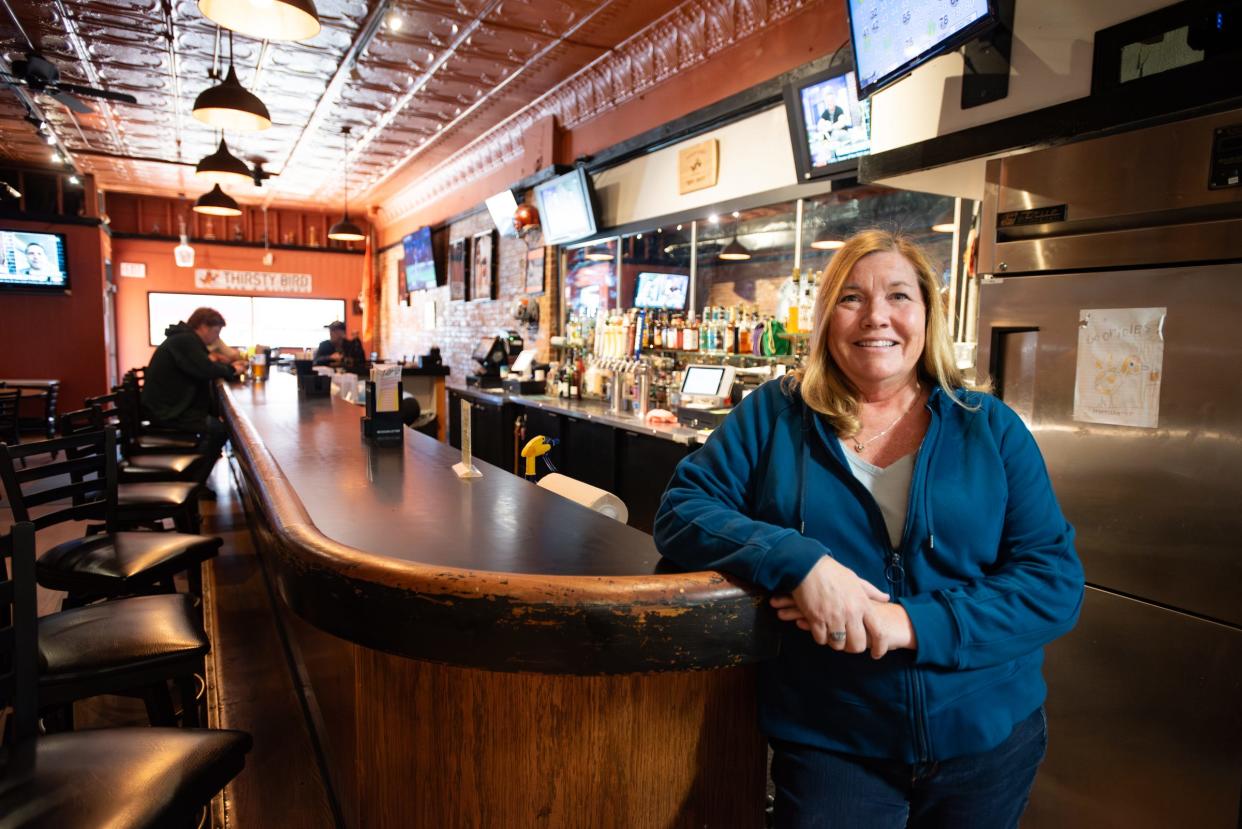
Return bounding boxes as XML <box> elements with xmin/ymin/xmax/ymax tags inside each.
<box><xmin>381</xmin><ymin>210</ymin><xmax>557</xmax><ymax>384</ymax></box>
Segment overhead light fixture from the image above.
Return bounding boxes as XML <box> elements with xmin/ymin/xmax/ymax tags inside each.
<box><xmin>384</xmin><ymin>11</ymin><xmax>402</xmax><ymax>31</ymax></box>
<box><xmin>584</xmin><ymin>246</ymin><xmax>614</xmax><ymax>262</ymax></box>
<box><xmin>194</xmin><ymin>183</ymin><xmax>242</xmax><ymax>216</ymax></box>
<box><xmin>193</xmin><ymin>32</ymin><xmax>272</xmax><ymax>132</ymax></box>
<box><xmin>67</xmin><ymin>175</ymin><xmax>81</xmax><ymax>186</ymax></box>
<box><xmin>1</xmin><ymin>180</ymin><xmax>20</xmax><ymax>199</ymax></box>
<box><xmin>328</xmin><ymin>126</ymin><xmax>366</xmax><ymax>242</ymax></box>
<box><xmin>718</xmin><ymin>214</ymin><xmax>751</xmax><ymax>261</ymax></box>
<box><xmin>196</xmin><ymin>136</ymin><xmax>252</xmax><ymax>185</ymax></box>
<box><xmin>930</xmin><ymin>205</ymin><xmax>956</xmax><ymax>234</ymax></box>
<box><xmin>197</xmin><ymin>0</ymin><xmax>321</xmax><ymax>42</ymax></box>
<box><xmin>810</xmin><ymin>226</ymin><xmax>846</xmax><ymax>250</ymax></box>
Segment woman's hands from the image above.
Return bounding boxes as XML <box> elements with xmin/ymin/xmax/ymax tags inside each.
<box><xmin>770</xmin><ymin>556</ymin><xmax>916</xmax><ymax>659</ymax></box>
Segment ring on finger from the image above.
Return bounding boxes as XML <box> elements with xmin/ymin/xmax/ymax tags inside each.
<box><xmin>829</xmin><ymin>630</ymin><xmax>847</xmax><ymax>642</ymax></box>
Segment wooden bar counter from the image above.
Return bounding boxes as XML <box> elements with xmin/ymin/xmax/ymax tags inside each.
<box><xmin>219</xmin><ymin>372</ymin><xmax>777</xmax><ymax>827</ymax></box>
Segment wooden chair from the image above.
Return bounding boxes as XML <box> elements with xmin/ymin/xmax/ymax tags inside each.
<box><xmin>0</xmin><ymin>431</ymin><xmax>214</xmax><ymax>729</ymax></box>
<box><xmin>61</xmin><ymin>406</ymin><xmax>209</xmax><ymax>485</ymax></box>
<box><xmin>0</xmin><ymin>521</ymin><xmax>253</xmax><ymax>827</ymax></box>
<box><xmin>0</xmin><ymin>428</ymin><xmax>220</xmax><ymax>610</ymax></box>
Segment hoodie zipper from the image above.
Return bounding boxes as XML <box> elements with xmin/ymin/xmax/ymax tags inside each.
<box><xmin>809</xmin><ymin>395</ymin><xmax>942</xmax><ymax>763</ymax></box>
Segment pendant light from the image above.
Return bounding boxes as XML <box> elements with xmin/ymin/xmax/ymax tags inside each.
<box><xmin>198</xmin><ymin>0</ymin><xmax>321</xmax><ymax>42</ymax></box>
<box><xmin>718</xmin><ymin>212</ymin><xmax>751</xmax><ymax>261</ymax></box>
<box><xmin>194</xmin><ymin>183</ymin><xmax>242</xmax><ymax>217</ymax></box>
<box><xmin>193</xmin><ymin>32</ymin><xmax>272</xmax><ymax>132</ymax></box>
<box><xmin>810</xmin><ymin>226</ymin><xmax>846</xmax><ymax>250</ymax></box>
<box><xmin>196</xmin><ymin>135</ymin><xmax>252</xmax><ymax>185</ymax></box>
<box><xmin>584</xmin><ymin>244</ymin><xmax>614</xmax><ymax>262</ymax></box>
<box><xmin>328</xmin><ymin>126</ymin><xmax>366</xmax><ymax>242</ymax></box>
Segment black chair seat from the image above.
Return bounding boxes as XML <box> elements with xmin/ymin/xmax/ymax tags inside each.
<box><xmin>121</xmin><ymin>453</ymin><xmax>204</xmax><ymax>477</ymax></box>
<box><xmin>36</xmin><ymin>531</ymin><xmax>220</xmax><ymax>595</ymax></box>
<box><xmin>118</xmin><ymin>481</ymin><xmax>199</xmax><ymax>508</ymax></box>
<box><xmin>133</xmin><ymin>433</ymin><xmax>199</xmax><ymax>451</ymax></box>
<box><xmin>39</xmin><ymin>594</ymin><xmax>209</xmax><ymax>685</ymax></box>
<box><xmin>0</xmin><ymin>727</ymin><xmax>252</xmax><ymax>829</ymax></box>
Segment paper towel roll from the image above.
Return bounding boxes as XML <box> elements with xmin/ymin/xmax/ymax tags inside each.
<box><xmin>537</xmin><ymin>473</ymin><xmax>629</xmax><ymax>524</ymax></box>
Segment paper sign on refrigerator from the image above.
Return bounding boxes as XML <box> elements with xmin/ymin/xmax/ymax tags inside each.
<box><xmin>1073</xmin><ymin>307</ymin><xmax>1166</xmax><ymax>428</ymax></box>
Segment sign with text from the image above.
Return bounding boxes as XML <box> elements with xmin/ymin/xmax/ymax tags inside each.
<box><xmin>194</xmin><ymin>268</ymin><xmax>313</xmax><ymax>294</ymax></box>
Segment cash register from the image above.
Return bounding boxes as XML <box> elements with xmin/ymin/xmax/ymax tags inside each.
<box><xmin>466</xmin><ymin>330</ymin><xmax>524</xmax><ymax>390</ymax></box>
<box><xmin>676</xmin><ymin>364</ymin><xmax>737</xmax><ymax>430</ymax></box>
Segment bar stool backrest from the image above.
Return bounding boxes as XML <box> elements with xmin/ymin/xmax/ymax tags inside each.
<box><xmin>0</xmin><ymin>429</ymin><xmax>118</xmax><ymax>533</ymax></box>
<box><xmin>0</xmin><ymin>522</ymin><xmax>38</xmax><ymax>744</ymax></box>
<box><xmin>0</xmin><ymin>388</ymin><xmax>20</xmax><ymax>446</ymax></box>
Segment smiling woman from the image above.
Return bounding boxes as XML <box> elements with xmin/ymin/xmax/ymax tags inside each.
<box><xmin>655</xmin><ymin>228</ymin><xmax>1083</xmax><ymax>829</ymax></box>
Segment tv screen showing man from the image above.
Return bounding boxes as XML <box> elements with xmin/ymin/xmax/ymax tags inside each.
<box><xmin>0</xmin><ymin>230</ymin><xmax>68</xmax><ymax>287</ymax></box>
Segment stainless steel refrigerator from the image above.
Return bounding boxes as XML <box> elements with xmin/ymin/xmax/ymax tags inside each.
<box><xmin>975</xmin><ymin>108</ymin><xmax>1242</xmax><ymax>828</ymax></box>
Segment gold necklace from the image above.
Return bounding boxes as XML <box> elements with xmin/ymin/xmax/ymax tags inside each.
<box><xmin>852</xmin><ymin>383</ymin><xmax>921</xmax><ymax>453</ymax></box>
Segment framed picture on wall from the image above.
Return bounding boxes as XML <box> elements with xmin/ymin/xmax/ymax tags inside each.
<box><xmin>471</xmin><ymin>230</ymin><xmax>495</xmax><ymax>301</ymax></box>
<box><xmin>525</xmin><ymin>246</ymin><xmax>546</xmax><ymax>295</ymax></box>
<box><xmin>448</xmin><ymin>237</ymin><xmax>469</xmax><ymax>301</ymax></box>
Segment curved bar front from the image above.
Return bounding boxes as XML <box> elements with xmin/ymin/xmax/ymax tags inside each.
<box><xmin>219</xmin><ymin>375</ymin><xmax>775</xmax><ymax>827</ymax></box>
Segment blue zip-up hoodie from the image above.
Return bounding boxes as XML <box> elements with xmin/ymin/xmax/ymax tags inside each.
<box><xmin>654</xmin><ymin>379</ymin><xmax>1084</xmax><ymax>763</ymax></box>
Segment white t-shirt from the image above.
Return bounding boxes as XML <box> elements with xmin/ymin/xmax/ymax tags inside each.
<box><xmin>840</xmin><ymin>440</ymin><xmax>915</xmax><ymax>550</ymax></box>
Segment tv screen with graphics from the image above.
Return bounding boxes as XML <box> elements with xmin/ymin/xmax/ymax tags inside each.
<box><xmin>534</xmin><ymin>168</ymin><xmax>598</xmax><ymax>246</ymax></box>
<box><xmin>0</xmin><ymin>229</ymin><xmax>69</xmax><ymax>292</ymax></box>
<box><xmin>784</xmin><ymin>67</ymin><xmax>872</xmax><ymax>182</ymax></box>
<box><xmin>403</xmin><ymin>226</ymin><xmax>436</xmax><ymax>292</ymax></box>
<box><xmin>633</xmin><ymin>271</ymin><xmax>689</xmax><ymax>310</ymax></box>
<box><xmin>847</xmin><ymin>0</ymin><xmax>996</xmax><ymax>98</ymax></box>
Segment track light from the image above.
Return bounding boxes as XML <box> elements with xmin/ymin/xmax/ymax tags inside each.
<box><xmin>67</xmin><ymin>175</ymin><xmax>81</xmax><ymax>186</ymax></box>
<box><xmin>197</xmin><ymin>0</ymin><xmax>321</xmax><ymax>42</ymax></box>
<box><xmin>193</xmin><ymin>183</ymin><xmax>242</xmax><ymax>216</ymax></box>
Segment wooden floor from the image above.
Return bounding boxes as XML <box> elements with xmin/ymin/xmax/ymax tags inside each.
<box><xmin>1</xmin><ymin>455</ymin><xmax>337</xmax><ymax>829</ymax></box>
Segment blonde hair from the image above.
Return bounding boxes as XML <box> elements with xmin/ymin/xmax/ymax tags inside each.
<box><xmin>786</xmin><ymin>229</ymin><xmax>981</xmax><ymax>436</ymax></box>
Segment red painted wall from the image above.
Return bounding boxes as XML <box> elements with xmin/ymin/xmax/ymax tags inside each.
<box><xmin>0</xmin><ymin>218</ymin><xmax>110</xmax><ymax>414</ymax></box>
<box><xmin>112</xmin><ymin>238</ymin><xmax>366</xmax><ymax>374</ymax></box>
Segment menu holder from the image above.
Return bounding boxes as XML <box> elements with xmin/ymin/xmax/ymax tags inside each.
<box><xmin>361</xmin><ymin>380</ymin><xmax>404</xmax><ymax>446</ymax></box>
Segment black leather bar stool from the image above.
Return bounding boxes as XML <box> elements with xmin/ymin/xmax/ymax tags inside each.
<box><xmin>0</xmin><ymin>429</ymin><xmax>220</xmax><ymax>610</ymax></box>
<box><xmin>0</xmin><ymin>522</ymin><xmax>253</xmax><ymax>828</ymax></box>
<box><xmin>61</xmin><ymin>407</ymin><xmax>208</xmax><ymax>485</ymax></box>
<box><xmin>0</xmin><ymin>432</ymin><xmax>215</xmax><ymax>728</ymax></box>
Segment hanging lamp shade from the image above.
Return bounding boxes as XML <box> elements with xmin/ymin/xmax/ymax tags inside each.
<box><xmin>196</xmin><ymin>137</ymin><xmax>252</xmax><ymax>185</ymax></box>
<box><xmin>584</xmin><ymin>245</ymin><xmax>614</xmax><ymax>262</ymax></box>
<box><xmin>810</xmin><ymin>226</ymin><xmax>846</xmax><ymax>250</ymax></box>
<box><xmin>718</xmin><ymin>237</ymin><xmax>751</xmax><ymax>260</ymax></box>
<box><xmin>193</xmin><ymin>183</ymin><xmax>242</xmax><ymax>217</ymax></box>
<box><xmin>198</xmin><ymin>0</ymin><xmax>321</xmax><ymax>42</ymax></box>
<box><xmin>328</xmin><ymin>215</ymin><xmax>366</xmax><ymax>242</ymax></box>
<box><xmin>193</xmin><ymin>66</ymin><xmax>272</xmax><ymax>132</ymax></box>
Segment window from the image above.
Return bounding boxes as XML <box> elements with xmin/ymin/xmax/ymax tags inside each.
<box><xmin>147</xmin><ymin>292</ymin><xmax>347</xmax><ymax>349</ymax></box>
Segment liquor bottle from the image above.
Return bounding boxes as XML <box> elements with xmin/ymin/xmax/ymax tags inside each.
<box><xmin>699</xmin><ymin>307</ymin><xmax>711</xmax><ymax>353</ymax></box>
<box><xmin>570</xmin><ymin>351</ymin><xmax>581</xmax><ymax>399</ymax></box>
<box><xmin>738</xmin><ymin>310</ymin><xmax>752</xmax><ymax>354</ymax></box>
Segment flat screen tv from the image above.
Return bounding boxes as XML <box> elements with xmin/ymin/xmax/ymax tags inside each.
<box><xmin>633</xmin><ymin>271</ymin><xmax>689</xmax><ymax>311</ymax></box>
<box><xmin>402</xmin><ymin>226</ymin><xmax>436</xmax><ymax>292</ymax></box>
<box><xmin>847</xmin><ymin>0</ymin><xmax>997</xmax><ymax>98</ymax></box>
<box><xmin>534</xmin><ymin>167</ymin><xmax>598</xmax><ymax>246</ymax></box>
<box><xmin>484</xmin><ymin>189</ymin><xmax>519</xmax><ymax>238</ymax></box>
<box><xmin>783</xmin><ymin>67</ymin><xmax>872</xmax><ymax>182</ymax></box>
<box><xmin>0</xmin><ymin>229</ymin><xmax>69</xmax><ymax>293</ymax></box>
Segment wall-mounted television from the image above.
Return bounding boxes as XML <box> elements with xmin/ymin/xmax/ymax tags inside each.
<box><xmin>534</xmin><ymin>167</ymin><xmax>598</xmax><ymax>246</ymax></box>
<box><xmin>484</xmin><ymin>189</ymin><xmax>519</xmax><ymax>238</ymax></box>
<box><xmin>784</xmin><ymin>67</ymin><xmax>872</xmax><ymax>182</ymax></box>
<box><xmin>847</xmin><ymin>0</ymin><xmax>997</xmax><ymax>98</ymax></box>
<box><xmin>0</xmin><ymin>229</ymin><xmax>69</xmax><ymax>293</ymax></box>
<box><xmin>403</xmin><ymin>226</ymin><xmax>436</xmax><ymax>292</ymax></box>
<box><xmin>633</xmin><ymin>271</ymin><xmax>689</xmax><ymax>311</ymax></box>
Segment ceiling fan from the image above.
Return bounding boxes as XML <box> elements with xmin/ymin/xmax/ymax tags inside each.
<box><xmin>1</xmin><ymin>51</ymin><xmax>137</xmax><ymax>114</ymax></box>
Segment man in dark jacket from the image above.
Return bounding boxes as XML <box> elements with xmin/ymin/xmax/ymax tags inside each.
<box><xmin>143</xmin><ymin>307</ymin><xmax>245</xmax><ymax>462</ymax></box>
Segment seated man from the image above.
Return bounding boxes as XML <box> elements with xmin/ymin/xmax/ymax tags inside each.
<box><xmin>314</xmin><ymin>320</ymin><xmax>367</xmax><ymax>372</ymax></box>
<box><xmin>142</xmin><ymin>307</ymin><xmax>246</xmax><ymax>464</ymax></box>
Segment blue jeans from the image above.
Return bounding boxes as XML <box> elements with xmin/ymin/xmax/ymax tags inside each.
<box><xmin>771</xmin><ymin>707</ymin><xmax>1047</xmax><ymax>829</ymax></box>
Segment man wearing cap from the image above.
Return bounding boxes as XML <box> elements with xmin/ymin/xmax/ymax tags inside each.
<box><xmin>314</xmin><ymin>320</ymin><xmax>365</xmax><ymax>369</ymax></box>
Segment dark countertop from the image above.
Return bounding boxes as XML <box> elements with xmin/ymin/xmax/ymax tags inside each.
<box><xmin>448</xmin><ymin>383</ymin><xmax>713</xmax><ymax>445</ymax></box>
<box><xmin>220</xmin><ymin>373</ymin><xmax>775</xmax><ymax>674</ymax></box>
